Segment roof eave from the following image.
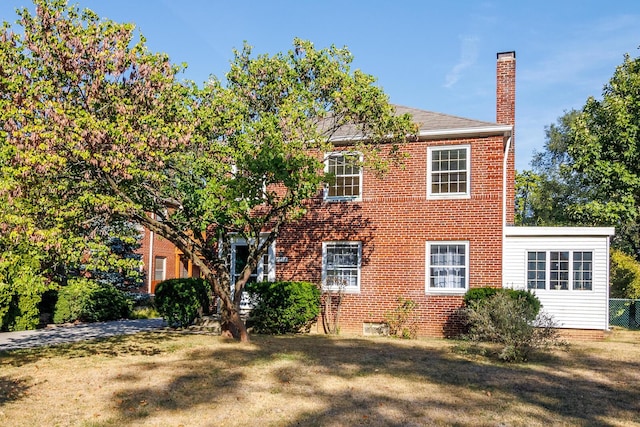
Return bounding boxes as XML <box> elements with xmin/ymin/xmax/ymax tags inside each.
<box><xmin>329</xmin><ymin>125</ymin><xmax>513</xmax><ymax>145</ymax></box>
<box><xmin>417</xmin><ymin>125</ymin><xmax>513</xmax><ymax>140</ymax></box>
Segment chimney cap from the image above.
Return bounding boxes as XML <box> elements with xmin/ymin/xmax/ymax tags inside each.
<box><xmin>497</xmin><ymin>51</ymin><xmax>516</xmax><ymax>60</ymax></box>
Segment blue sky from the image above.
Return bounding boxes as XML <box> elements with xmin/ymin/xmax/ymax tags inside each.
<box><xmin>2</xmin><ymin>1</ymin><xmax>639</xmax><ymax>170</ymax></box>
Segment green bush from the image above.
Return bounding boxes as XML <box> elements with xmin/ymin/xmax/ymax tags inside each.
<box><xmin>0</xmin><ymin>250</ymin><xmax>52</xmax><ymax>331</ymax></box>
<box><xmin>154</xmin><ymin>278</ymin><xmax>210</xmax><ymax>328</ymax></box>
<box><xmin>53</xmin><ymin>278</ymin><xmax>132</xmax><ymax>324</ymax></box>
<box><xmin>246</xmin><ymin>281</ymin><xmax>320</xmax><ymax>334</ymax></box>
<box><xmin>463</xmin><ymin>291</ymin><xmax>561</xmax><ymax>362</ymax></box>
<box><xmin>610</xmin><ymin>249</ymin><xmax>640</xmax><ymax>299</ymax></box>
<box><xmin>464</xmin><ymin>287</ymin><xmax>541</xmax><ymax>318</ymax></box>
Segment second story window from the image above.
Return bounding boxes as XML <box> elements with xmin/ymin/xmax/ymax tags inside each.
<box><xmin>325</xmin><ymin>152</ymin><xmax>362</xmax><ymax>201</ymax></box>
<box><xmin>427</xmin><ymin>145</ymin><xmax>470</xmax><ymax>199</ymax></box>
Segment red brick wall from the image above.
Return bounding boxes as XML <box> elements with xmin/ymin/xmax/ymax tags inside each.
<box><xmin>277</xmin><ymin>135</ymin><xmax>507</xmax><ymax>337</ymax></box>
<box><xmin>137</xmin><ymin>228</ymin><xmax>181</xmax><ymax>293</ymax></box>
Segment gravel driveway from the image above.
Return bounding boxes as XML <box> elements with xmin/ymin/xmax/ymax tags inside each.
<box><xmin>0</xmin><ymin>318</ymin><xmax>166</xmax><ymax>351</ymax></box>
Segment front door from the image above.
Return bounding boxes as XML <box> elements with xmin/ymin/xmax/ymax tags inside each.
<box><xmin>230</xmin><ymin>239</ymin><xmax>275</xmax><ymax>311</ymax></box>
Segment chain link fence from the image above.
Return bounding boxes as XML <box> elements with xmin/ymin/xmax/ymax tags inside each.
<box><xmin>610</xmin><ymin>298</ymin><xmax>640</xmax><ymax>329</ymax></box>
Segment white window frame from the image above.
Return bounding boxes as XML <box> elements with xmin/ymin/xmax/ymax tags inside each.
<box><xmin>322</xmin><ymin>241</ymin><xmax>362</xmax><ymax>293</ymax></box>
<box><xmin>525</xmin><ymin>250</ymin><xmax>594</xmax><ymax>291</ymax></box>
<box><xmin>324</xmin><ymin>152</ymin><xmax>363</xmax><ymax>202</ymax></box>
<box><xmin>427</xmin><ymin>145</ymin><xmax>471</xmax><ymax>199</ymax></box>
<box><xmin>154</xmin><ymin>256</ymin><xmax>166</xmax><ymax>282</ymax></box>
<box><xmin>425</xmin><ymin>241</ymin><xmax>469</xmax><ymax>294</ymax></box>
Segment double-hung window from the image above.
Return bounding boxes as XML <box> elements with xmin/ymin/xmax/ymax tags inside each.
<box><xmin>322</xmin><ymin>242</ymin><xmax>361</xmax><ymax>292</ymax></box>
<box><xmin>426</xmin><ymin>242</ymin><xmax>469</xmax><ymax>293</ymax></box>
<box><xmin>325</xmin><ymin>152</ymin><xmax>362</xmax><ymax>201</ymax></box>
<box><xmin>154</xmin><ymin>256</ymin><xmax>166</xmax><ymax>282</ymax></box>
<box><xmin>526</xmin><ymin>251</ymin><xmax>593</xmax><ymax>291</ymax></box>
<box><xmin>427</xmin><ymin>145</ymin><xmax>470</xmax><ymax>199</ymax></box>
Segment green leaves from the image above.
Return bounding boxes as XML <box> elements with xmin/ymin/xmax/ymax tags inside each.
<box><xmin>1</xmin><ymin>1</ymin><xmax>415</xmax><ymax>339</ymax></box>
<box><xmin>518</xmin><ymin>52</ymin><xmax>640</xmax><ymax>255</ymax></box>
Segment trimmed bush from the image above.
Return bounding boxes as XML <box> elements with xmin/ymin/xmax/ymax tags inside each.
<box><xmin>464</xmin><ymin>287</ymin><xmax>541</xmax><ymax>319</ymax></box>
<box><xmin>53</xmin><ymin>278</ymin><xmax>132</xmax><ymax>324</ymax></box>
<box><xmin>246</xmin><ymin>281</ymin><xmax>320</xmax><ymax>334</ymax></box>
<box><xmin>155</xmin><ymin>278</ymin><xmax>210</xmax><ymax>328</ymax></box>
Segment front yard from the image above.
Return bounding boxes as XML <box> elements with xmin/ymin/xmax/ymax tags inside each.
<box><xmin>1</xmin><ymin>329</ymin><xmax>638</xmax><ymax>426</ymax></box>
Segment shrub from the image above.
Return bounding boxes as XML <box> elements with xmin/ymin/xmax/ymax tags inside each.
<box><xmin>463</xmin><ymin>291</ymin><xmax>562</xmax><ymax>362</ymax></box>
<box><xmin>53</xmin><ymin>278</ymin><xmax>132</xmax><ymax>324</ymax></box>
<box><xmin>0</xmin><ymin>251</ymin><xmax>52</xmax><ymax>331</ymax></box>
<box><xmin>464</xmin><ymin>287</ymin><xmax>541</xmax><ymax>318</ymax></box>
<box><xmin>246</xmin><ymin>281</ymin><xmax>320</xmax><ymax>334</ymax></box>
<box><xmin>610</xmin><ymin>249</ymin><xmax>640</xmax><ymax>299</ymax></box>
<box><xmin>384</xmin><ymin>297</ymin><xmax>418</xmax><ymax>339</ymax></box>
<box><xmin>154</xmin><ymin>278</ymin><xmax>210</xmax><ymax>328</ymax></box>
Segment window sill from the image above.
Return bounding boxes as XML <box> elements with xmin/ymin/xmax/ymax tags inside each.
<box><xmin>427</xmin><ymin>193</ymin><xmax>471</xmax><ymax>200</ymax></box>
<box><xmin>425</xmin><ymin>288</ymin><xmax>467</xmax><ymax>296</ymax></box>
<box><xmin>324</xmin><ymin>197</ymin><xmax>362</xmax><ymax>203</ymax></box>
<box><xmin>322</xmin><ymin>287</ymin><xmax>360</xmax><ymax>294</ymax></box>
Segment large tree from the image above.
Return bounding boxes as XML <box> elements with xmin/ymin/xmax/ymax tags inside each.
<box><xmin>0</xmin><ymin>0</ymin><xmax>415</xmax><ymax>341</ymax></box>
<box><xmin>515</xmin><ymin>110</ymin><xmax>589</xmax><ymax>226</ymax></box>
<box><xmin>567</xmin><ymin>52</ymin><xmax>640</xmax><ymax>248</ymax></box>
<box><xmin>516</xmin><ymin>51</ymin><xmax>640</xmax><ymax>256</ymax></box>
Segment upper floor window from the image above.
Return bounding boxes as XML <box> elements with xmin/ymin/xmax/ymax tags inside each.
<box><xmin>427</xmin><ymin>145</ymin><xmax>470</xmax><ymax>199</ymax></box>
<box><xmin>426</xmin><ymin>241</ymin><xmax>469</xmax><ymax>293</ymax></box>
<box><xmin>526</xmin><ymin>250</ymin><xmax>593</xmax><ymax>291</ymax></box>
<box><xmin>325</xmin><ymin>152</ymin><xmax>362</xmax><ymax>201</ymax></box>
<box><xmin>322</xmin><ymin>241</ymin><xmax>361</xmax><ymax>292</ymax></box>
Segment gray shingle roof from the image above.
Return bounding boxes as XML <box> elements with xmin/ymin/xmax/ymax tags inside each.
<box><xmin>393</xmin><ymin>105</ymin><xmax>499</xmax><ymax>132</ymax></box>
<box><xmin>327</xmin><ymin>104</ymin><xmax>510</xmax><ymax>142</ymax></box>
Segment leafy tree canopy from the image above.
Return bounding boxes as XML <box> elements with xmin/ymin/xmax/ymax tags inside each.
<box><xmin>516</xmin><ymin>50</ymin><xmax>640</xmax><ymax>256</ymax></box>
<box><xmin>0</xmin><ymin>0</ymin><xmax>416</xmax><ymax>341</ymax></box>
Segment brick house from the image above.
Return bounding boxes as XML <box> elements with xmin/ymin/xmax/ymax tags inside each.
<box><xmin>140</xmin><ymin>51</ymin><xmax>614</xmax><ymax>337</ymax></box>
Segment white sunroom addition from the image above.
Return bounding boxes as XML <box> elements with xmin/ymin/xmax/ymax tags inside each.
<box><xmin>503</xmin><ymin>226</ymin><xmax>615</xmax><ymax>331</ymax></box>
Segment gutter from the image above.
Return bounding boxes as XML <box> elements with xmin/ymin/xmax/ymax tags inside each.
<box><xmin>329</xmin><ymin>125</ymin><xmax>514</xmax><ymax>144</ymax></box>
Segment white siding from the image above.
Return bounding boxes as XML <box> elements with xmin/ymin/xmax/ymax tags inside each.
<box><xmin>503</xmin><ymin>227</ymin><xmax>614</xmax><ymax>330</ymax></box>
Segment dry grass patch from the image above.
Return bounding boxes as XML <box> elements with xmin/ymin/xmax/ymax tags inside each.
<box><xmin>0</xmin><ymin>329</ymin><xmax>638</xmax><ymax>426</ymax></box>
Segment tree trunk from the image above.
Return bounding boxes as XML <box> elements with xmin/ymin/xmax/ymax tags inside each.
<box><xmin>221</xmin><ymin>308</ymin><xmax>249</xmax><ymax>342</ymax></box>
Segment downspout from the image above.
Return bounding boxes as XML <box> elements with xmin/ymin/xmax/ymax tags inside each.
<box><xmin>502</xmin><ymin>134</ymin><xmax>513</xmax><ymax>289</ymax></box>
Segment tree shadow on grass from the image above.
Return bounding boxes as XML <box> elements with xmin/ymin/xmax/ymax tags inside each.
<box><xmin>0</xmin><ymin>375</ymin><xmax>30</xmax><ymax>405</ymax></box>
<box><xmin>98</xmin><ymin>333</ymin><xmax>640</xmax><ymax>426</ymax></box>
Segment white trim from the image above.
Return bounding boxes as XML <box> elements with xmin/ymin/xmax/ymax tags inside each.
<box><xmin>425</xmin><ymin>241</ymin><xmax>470</xmax><ymax>294</ymax></box>
<box><xmin>230</xmin><ymin>235</ymin><xmax>276</xmax><ymax>285</ymax></box>
<box><xmin>505</xmin><ymin>226</ymin><xmax>615</xmax><ymax>237</ymax></box>
<box><xmin>427</xmin><ymin>144</ymin><xmax>471</xmax><ymax>199</ymax></box>
<box><xmin>322</xmin><ymin>241</ymin><xmax>362</xmax><ymax>293</ymax></box>
<box><xmin>328</xmin><ymin>125</ymin><xmax>513</xmax><ymax>144</ymax></box>
<box><xmin>324</xmin><ymin>151</ymin><xmax>363</xmax><ymax>202</ymax></box>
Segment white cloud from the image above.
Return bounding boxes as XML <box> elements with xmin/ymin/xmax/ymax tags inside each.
<box><xmin>444</xmin><ymin>36</ymin><xmax>480</xmax><ymax>88</ymax></box>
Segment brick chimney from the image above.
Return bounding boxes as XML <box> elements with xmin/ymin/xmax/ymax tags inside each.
<box><xmin>496</xmin><ymin>51</ymin><xmax>515</xmax><ymax>225</ymax></box>
<box><xmin>496</xmin><ymin>51</ymin><xmax>516</xmax><ymax>126</ymax></box>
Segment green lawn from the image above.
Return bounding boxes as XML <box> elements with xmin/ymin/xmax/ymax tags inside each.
<box><xmin>1</xmin><ymin>329</ymin><xmax>638</xmax><ymax>426</ymax></box>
